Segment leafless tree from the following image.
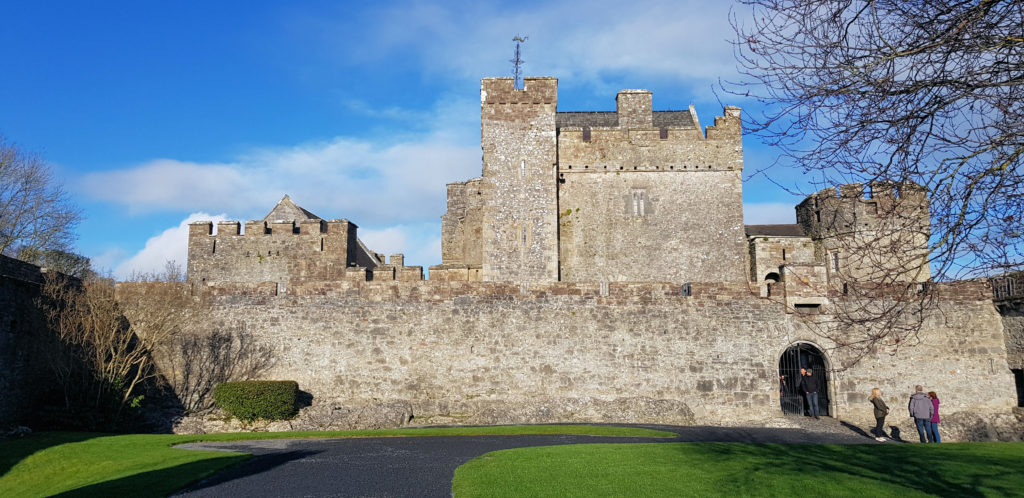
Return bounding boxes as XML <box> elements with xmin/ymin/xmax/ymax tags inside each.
<box><xmin>37</xmin><ymin>262</ymin><xmax>194</xmax><ymax>426</ymax></box>
<box><xmin>160</xmin><ymin>327</ymin><xmax>275</xmax><ymax>412</ymax></box>
<box><xmin>0</xmin><ymin>135</ymin><xmax>82</xmax><ymax>263</ymax></box>
<box><xmin>728</xmin><ymin>0</ymin><xmax>1023</xmax><ymax>361</ymax></box>
<box><xmin>38</xmin><ymin>274</ymin><xmax>174</xmax><ymax>424</ymax></box>
<box><xmin>124</xmin><ymin>260</ymin><xmax>274</xmax><ymax>412</ymax></box>
<box><xmin>729</xmin><ymin>0</ymin><xmax>1023</xmax><ymax>279</ymax></box>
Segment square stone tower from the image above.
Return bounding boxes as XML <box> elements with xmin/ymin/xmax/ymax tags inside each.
<box><xmin>479</xmin><ymin>77</ymin><xmax>560</xmax><ymax>282</ymax></box>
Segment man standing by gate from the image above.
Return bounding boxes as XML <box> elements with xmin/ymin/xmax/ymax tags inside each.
<box><xmin>802</xmin><ymin>368</ymin><xmax>821</xmax><ymax>419</ymax></box>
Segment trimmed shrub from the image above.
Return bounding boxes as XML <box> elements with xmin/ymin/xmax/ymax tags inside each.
<box><xmin>213</xmin><ymin>381</ymin><xmax>299</xmax><ymax>422</ymax></box>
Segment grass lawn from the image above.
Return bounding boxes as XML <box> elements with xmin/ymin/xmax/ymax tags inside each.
<box><xmin>453</xmin><ymin>441</ymin><xmax>1024</xmax><ymax>497</ymax></box>
<box><xmin>0</xmin><ymin>425</ymin><xmax>673</xmax><ymax>496</ymax></box>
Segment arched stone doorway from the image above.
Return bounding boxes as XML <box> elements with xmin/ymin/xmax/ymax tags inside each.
<box><xmin>778</xmin><ymin>342</ymin><xmax>831</xmax><ymax>417</ymax></box>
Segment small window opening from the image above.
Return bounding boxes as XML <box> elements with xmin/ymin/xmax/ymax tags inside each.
<box><xmin>815</xmin><ymin>211</ymin><xmax>821</xmax><ymax>223</ymax></box>
<box><xmin>212</xmin><ymin>240</ymin><xmax>217</xmax><ymax>254</ymax></box>
<box><xmin>632</xmin><ymin>190</ymin><xmax>647</xmax><ymax>217</ymax></box>
<box><xmin>794</xmin><ymin>303</ymin><xmax>821</xmax><ymax>315</ymax></box>
<box><xmin>831</xmin><ymin>253</ymin><xmax>840</xmax><ymax>272</ymax></box>
<box><xmin>782</xmin><ymin>248</ymin><xmax>787</xmax><ymax>261</ymax></box>
<box><xmin>659</xmin><ymin>127</ymin><xmax>668</xmax><ymax>139</ymax></box>
<box><xmin>320</xmin><ymin>238</ymin><xmax>325</xmax><ymax>252</ymax></box>
<box><xmin>583</xmin><ymin>127</ymin><xmax>591</xmax><ymax>142</ymax></box>
<box><xmin>521</xmin><ymin>226</ymin><xmax>527</xmax><ymax>246</ymax></box>
<box><xmin>520</xmin><ymin>159</ymin><xmax>526</xmax><ymax>178</ymax></box>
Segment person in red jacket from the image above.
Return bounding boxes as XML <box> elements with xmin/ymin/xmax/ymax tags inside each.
<box><xmin>927</xmin><ymin>391</ymin><xmax>941</xmax><ymax>443</ymax></box>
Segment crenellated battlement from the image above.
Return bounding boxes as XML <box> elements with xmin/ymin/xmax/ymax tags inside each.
<box><xmin>481</xmin><ymin>77</ymin><xmax>558</xmax><ymax>105</ymax></box>
<box><xmin>556</xmin><ymin>103</ymin><xmax>742</xmax><ymax>174</ymax></box>
<box><xmin>795</xmin><ymin>181</ymin><xmax>929</xmax><ymax>236</ymax></box>
<box><xmin>186</xmin><ymin>196</ymin><xmax>424</xmax><ymax>284</ymax></box>
<box><xmin>795</xmin><ymin>181</ymin><xmax>931</xmax><ymax>283</ymax></box>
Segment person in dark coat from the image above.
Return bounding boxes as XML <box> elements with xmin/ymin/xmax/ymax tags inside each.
<box><xmin>908</xmin><ymin>385</ymin><xmax>934</xmax><ymax>443</ymax></box>
<box><xmin>869</xmin><ymin>387</ymin><xmax>889</xmax><ymax>441</ymax></box>
<box><xmin>802</xmin><ymin>368</ymin><xmax>821</xmax><ymax>419</ymax></box>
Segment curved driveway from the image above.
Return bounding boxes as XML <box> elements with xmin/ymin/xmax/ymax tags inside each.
<box><xmin>173</xmin><ymin>423</ymin><xmax>874</xmax><ymax>497</ymax></box>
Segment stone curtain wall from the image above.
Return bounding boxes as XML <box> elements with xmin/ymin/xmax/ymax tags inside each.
<box><xmin>183</xmin><ymin>279</ymin><xmax>1017</xmax><ymax>437</ymax></box>
<box><xmin>0</xmin><ymin>255</ymin><xmax>55</xmax><ymax>427</ymax></box>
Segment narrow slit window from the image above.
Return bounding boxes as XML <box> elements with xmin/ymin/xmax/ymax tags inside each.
<box><xmin>782</xmin><ymin>248</ymin><xmax>786</xmax><ymax>261</ymax></box>
<box><xmin>583</xmin><ymin>127</ymin><xmax>591</xmax><ymax>142</ymax></box>
<box><xmin>521</xmin><ymin>226</ymin><xmax>527</xmax><ymax>246</ymax></box>
<box><xmin>631</xmin><ymin>190</ymin><xmax>647</xmax><ymax>217</ymax></box>
<box><xmin>212</xmin><ymin>240</ymin><xmax>216</xmax><ymax>254</ymax></box>
<box><xmin>320</xmin><ymin>238</ymin><xmax>324</xmax><ymax>252</ymax></box>
<box><xmin>831</xmin><ymin>253</ymin><xmax>840</xmax><ymax>272</ymax></box>
<box><xmin>520</xmin><ymin>159</ymin><xmax>526</xmax><ymax>178</ymax></box>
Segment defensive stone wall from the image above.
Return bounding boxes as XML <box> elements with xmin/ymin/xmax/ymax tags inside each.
<box><xmin>0</xmin><ymin>255</ymin><xmax>56</xmax><ymax>427</ymax></box>
<box><xmin>162</xmin><ymin>278</ymin><xmax>1019</xmax><ymax>438</ymax></box>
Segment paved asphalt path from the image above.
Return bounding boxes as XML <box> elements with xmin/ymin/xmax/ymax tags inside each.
<box><xmin>172</xmin><ymin>423</ymin><xmax>875</xmax><ymax>497</ymax></box>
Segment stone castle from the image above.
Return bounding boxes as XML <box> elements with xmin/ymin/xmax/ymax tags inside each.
<box><xmin>188</xmin><ymin>77</ymin><xmax>931</xmax><ymax>303</ymax></box>
<box><xmin>4</xmin><ymin>77</ymin><xmax>1020</xmax><ymax>437</ymax></box>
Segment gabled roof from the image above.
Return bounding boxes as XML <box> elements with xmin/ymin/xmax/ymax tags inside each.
<box><xmin>263</xmin><ymin>195</ymin><xmax>322</xmax><ymax>222</ymax></box>
<box><xmin>744</xmin><ymin>224</ymin><xmax>807</xmax><ymax>237</ymax></box>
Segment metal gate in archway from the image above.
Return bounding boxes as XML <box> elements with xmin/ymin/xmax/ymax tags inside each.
<box><xmin>778</xmin><ymin>343</ymin><xmax>831</xmax><ymax>416</ymax></box>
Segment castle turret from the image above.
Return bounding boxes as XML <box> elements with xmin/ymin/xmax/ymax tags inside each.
<box><xmin>795</xmin><ymin>181</ymin><xmax>931</xmax><ymax>284</ymax></box>
<box><xmin>479</xmin><ymin>77</ymin><xmax>560</xmax><ymax>282</ymax></box>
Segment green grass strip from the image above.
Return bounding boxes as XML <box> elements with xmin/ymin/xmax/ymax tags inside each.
<box><xmin>453</xmin><ymin>441</ymin><xmax>1024</xmax><ymax>497</ymax></box>
<box><xmin>0</xmin><ymin>425</ymin><xmax>673</xmax><ymax>496</ymax></box>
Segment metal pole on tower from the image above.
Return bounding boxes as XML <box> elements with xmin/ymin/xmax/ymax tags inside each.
<box><xmin>511</xmin><ymin>35</ymin><xmax>527</xmax><ymax>89</ymax></box>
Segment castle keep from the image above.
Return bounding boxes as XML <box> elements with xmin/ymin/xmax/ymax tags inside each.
<box><xmin>170</xmin><ymin>78</ymin><xmax>1021</xmax><ymax>436</ymax></box>
<box><xmin>432</xmin><ymin>78</ymin><xmax>747</xmax><ymax>284</ymax></box>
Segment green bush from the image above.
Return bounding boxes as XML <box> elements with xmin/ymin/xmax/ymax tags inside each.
<box><xmin>213</xmin><ymin>381</ymin><xmax>299</xmax><ymax>422</ymax></box>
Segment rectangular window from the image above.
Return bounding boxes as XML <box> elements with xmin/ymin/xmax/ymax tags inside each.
<box><xmin>521</xmin><ymin>159</ymin><xmax>526</xmax><ymax>179</ymax></box>
<box><xmin>831</xmin><ymin>253</ymin><xmax>840</xmax><ymax>272</ymax></box>
<box><xmin>583</xmin><ymin>127</ymin><xmax>591</xmax><ymax>142</ymax></box>
<box><xmin>522</xmin><ymin>226</ymin><xmax>527</xmax><ymax>246</ymax></box>
<box><xmin>659</xmin><ymin>127</ymin><xmax>668</xmax><ymax>140</ymax></box>
<box><xmin>782</xmin><ymin>248</ymin><xmax>787</xmax><ymax>261</ymax></box>
<box><xmin>632</xmin><ymin>190</ymin><xmax>647</xmax><ymax>217</ymax></box>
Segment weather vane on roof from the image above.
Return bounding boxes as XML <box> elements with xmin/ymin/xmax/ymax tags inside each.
<box><xmin>511</xmin><ymin>35</ymin><xmax>528</xmax><ymax>89</ymax></box>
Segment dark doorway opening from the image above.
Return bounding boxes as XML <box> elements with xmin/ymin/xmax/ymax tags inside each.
<box><xmin>779</xmin><ymin>343</ymin><xmax>831</xmax><ymax>417</ymax></box>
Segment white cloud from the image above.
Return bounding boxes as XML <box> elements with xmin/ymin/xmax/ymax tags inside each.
<box><xmin>315</xmin><ymin>0</ymin><xmax>741</xmax><ymax>92</ymax></box>
<box><xmin>112</xmin><ymin>212</ymin><xmax>227</xmax><ymax>279</ymax></box>
<box><xmin>77</xmin><ymin>118</ymin><xmax>480</xmax><ymax>226</ymax></box>
<box><xmin>743</xmin><ymin>202</ymin><xmax>796</xmax><ymax>225</ymax></box>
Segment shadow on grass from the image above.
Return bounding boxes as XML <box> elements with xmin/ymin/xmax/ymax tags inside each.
<box><xmin>0</xmin><ymin>432</ymin><xmax>101</xmax><ymax>476</ymax></box>
<box><xmin>677</xmin><ymin>442</ymin><xmax>1023</xmax><ymax>497</ymax></box>
<box><xmin>53</xmin><ymin>449</ymin><xmax>318</xmax><ymax>497</ymax></box>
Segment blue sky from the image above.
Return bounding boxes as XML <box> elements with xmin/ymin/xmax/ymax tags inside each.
<box><xmin>1</xmin><ymin>0</ymin><xmax>805</xmax><ymax>278</ymax></box>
